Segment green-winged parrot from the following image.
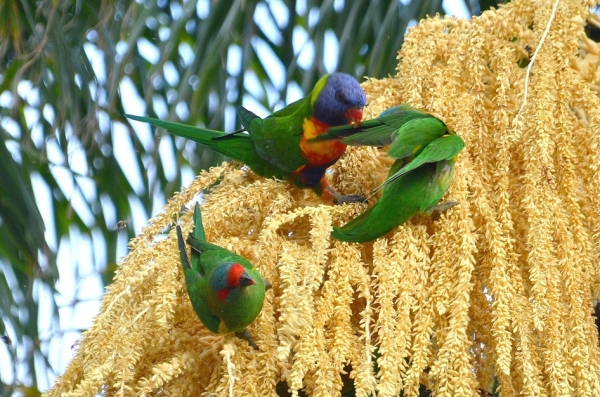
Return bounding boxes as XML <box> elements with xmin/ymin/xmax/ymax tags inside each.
<box><xmin>312</xmin><ymin>104</ymin><xmax>465</xmax><ymax>243</ymax></box>
<box><xmin>126</xmin><ymin>73</ymin><xmax>367</xmax><ymax>203</ymax></box>
<box><xmin>177</xmin><ymin>203</ymin><xmax>269</xmax><ymax>348</ymax></box>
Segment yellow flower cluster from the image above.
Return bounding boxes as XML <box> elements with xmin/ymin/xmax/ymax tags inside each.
<box><xmin>46</xmin><ymin>0</ymin><xmax>600</xmax><ymax>395</ymax></box>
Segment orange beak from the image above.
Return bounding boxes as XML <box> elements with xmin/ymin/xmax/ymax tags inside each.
<box><xmin>346</xmin><ymin>107</ymin><xmax>364</xmax><ymax>127</ymax></box>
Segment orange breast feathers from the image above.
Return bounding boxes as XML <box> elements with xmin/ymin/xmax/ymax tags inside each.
<box><xmin>299</xmin><ymin>116</ymin><xmax>347</xmax><ymax>166</ymax></box>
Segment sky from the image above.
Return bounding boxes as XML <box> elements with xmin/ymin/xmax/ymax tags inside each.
<box><xmin>0</xmin><ymin>0</ymin><xmax>470</xmax><ymax>392</ymax></box>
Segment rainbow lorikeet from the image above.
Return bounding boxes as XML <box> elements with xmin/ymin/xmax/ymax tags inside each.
<box><xmin>126</xmin><ymin>73</ymin><xmax>367</xmax><ymax>203</ymax></box>
<box><xmin>312</xmin><ymin>104</ymin><xmax>465</xmax><ymax>243</ymax></box>
<box><xmin>177</xmin><ymin>203</ymin><xmax>269</xmax><ymax>348</ymax></box>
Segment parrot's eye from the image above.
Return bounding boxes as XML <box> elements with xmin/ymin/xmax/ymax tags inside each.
<box><xmin>335</xmin><ymin>91</ymin><xmax>347</xmax><ymax>103</ymax></box>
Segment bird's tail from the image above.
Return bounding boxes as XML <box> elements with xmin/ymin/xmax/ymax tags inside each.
<box><xmin>192</xmin><ymin>203</ymin><xmax>207</xmax><ymax>242</ymax></box>
<box><xmin>176</xmin><ymin>203</ymin><xmax>208</xmax><ymax>271</ymax></box>
<box><xmin>126</xmin><ymin>114</ymin><xmax>227</xmax><ymax>144</ymax></box>
<box><xmin>176</xmin><ymin>226</ymin><xmax>192</xmax><ymax>271</ymax></box>
<box><xmin>125</xmin><ymin>114</ymin><xmax>251</xmax><ymax>159</ymax></box>
<box><xmin>331</xmin><ymin>206</ymin><xmax>380</xmax><ymax>243</ymax></box>
<box><xmin>125</xmin><ymin>114</ymin><xmax>286</xmax><ymax>179</ymax></box>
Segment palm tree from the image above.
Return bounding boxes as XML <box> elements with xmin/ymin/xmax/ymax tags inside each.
<box><xmin>0</xmin><ymin>0</ymin><xmax>501</xmax><ymax>394</ymax></box>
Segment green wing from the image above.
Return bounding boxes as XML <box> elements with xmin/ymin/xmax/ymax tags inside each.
<box><xmin>235</xmin><ymin>98</ymin><xmax>311</xmax><ymax>174</ymax></box>
<box><xmin>332</xmin><ymin>157</ymin><xmax>460</xmax><ymax>244</ymax></box>
<box><xmin>331</xmin><ymin>125</ymin><xmax>464</xmax><ymax>243</ymax></box>
<box><xmin>387</xmin><ymin>117</ymin><xmax>449</xmax><ymax>159</ymax></box>
<box><xmin>374</xmin><ymin>134</ymin><xmax>464</xmax><ymax>193</ymax></box>
<box><xmin>310</xmin><ymin>104</ymin><xmax>435</xmax><ymax>148</ymax></box>
<box><xmin>125</xmin><ymin>114</ymin><xmax>287</xmax><ymax>180</ymax></box>
<box><xmin>316</xmin><ymin>118</ymin><xmax>397</xmax><ymax>146</ymax></box>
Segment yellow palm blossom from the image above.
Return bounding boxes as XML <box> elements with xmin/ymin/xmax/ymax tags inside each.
<box><xmin>46</xmin><ymin>1</ymin><xmax>600</xmax><ymax>396</ymax></box>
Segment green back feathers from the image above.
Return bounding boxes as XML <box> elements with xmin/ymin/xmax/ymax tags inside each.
<box><xmin>387</xmin><ymin>117</ymin><xmax>448</xmax><ymax>159</ymax></box>
<box><xmin>236</xmin><ymin>100</ymin><xmax>311</xmax><ymax>174</ymax></box>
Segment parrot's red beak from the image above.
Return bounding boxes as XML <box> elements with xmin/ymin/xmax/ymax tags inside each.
<box><xmin>346</xmin><ymin>107</ymin><xmax>363</xmax><ymax>128</ymax></box>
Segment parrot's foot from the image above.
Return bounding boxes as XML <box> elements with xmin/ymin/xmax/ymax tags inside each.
<box><xmin>426</xmin><ymin>201</ymin><xmax>459</xmax><ymax>221</ymax></box>
<box><xmin>318</xmin><ymin>179</ymin><xmax>366</xmax><ymax>205</ymax></box>
<box><xmin>332</xmin><ymin>192</ymin><xmax>367</xmax><ymax>205</ymax></box>
<box><xmin>235</xmin><ymin>329</ymin><xmax>259</xmax><ymax>350</ymax></box>
<box><xmin>324</xmin><ymin>186</ymin><xmax>366</xmax><ymax>205</ymax></box>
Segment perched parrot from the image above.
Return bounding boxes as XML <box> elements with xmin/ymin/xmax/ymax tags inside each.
<box><xmin>312</xmin><ymin>104</ymin><xmax>465</xmax><ymax>243</ymax></box>
<box><xmin>177</xmin><ymin>202</ymin><xmax>269</xmax><ymax>348</ymax></box>
<box><xmin>126</xmin><ymin>73</ymin><xmax>367</xmax><ymax>203</ymax></box>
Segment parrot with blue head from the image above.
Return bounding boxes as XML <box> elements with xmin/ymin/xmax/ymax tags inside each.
<box><xmin>127</xmin><ymin>73</ymin><xmax>367</xmax><ymax>203</ymax></box>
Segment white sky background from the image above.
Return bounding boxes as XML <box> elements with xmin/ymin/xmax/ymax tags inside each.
<box><xmin>0</xmin><ymin>0</ymin><xmax>469</xmax><ymax>391</ymax></box>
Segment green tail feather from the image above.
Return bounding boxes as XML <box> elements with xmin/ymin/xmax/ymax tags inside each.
<box><xmin>176</xmin><ymin>225</ymin><xmax>192</xmax><ymax>271</ymax></box>
<box><xmin>189</xmin><ymin>203</ymin><xmax>206</xmax><ymax>274</ymax></box>
<box><xmin>331</xmin><ymin>206</ymin><xmax>379</xmax><ymax>243</ymax></box>
<box><xmin>125</xmin><ymin>114</ymin><xmax>287</xmax><ymax>180</ymax></box>
<box><xmin>192</xmin><ymin>203</ymin><xmax>206</xmax><ymax>242</ymax></box>
<box><xmin>126</xmin><ymin>114</ymin><xmax>225</xmax><ymax>143</ymax></box>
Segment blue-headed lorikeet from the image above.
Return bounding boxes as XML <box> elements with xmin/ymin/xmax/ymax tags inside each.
<box><xmin>127</xmin><ymin>73</ymin><xmax>367</xmax><ymax>203</ymax></box>
<box><xmin>177</xmin><ymin>203</ymin><xmax>269</xmax><ymax>348</ymax></box>
<box><xmin>312</xmin><ymin>104</ymin><xmax>465</xmax><ymax>243</ymax></box>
